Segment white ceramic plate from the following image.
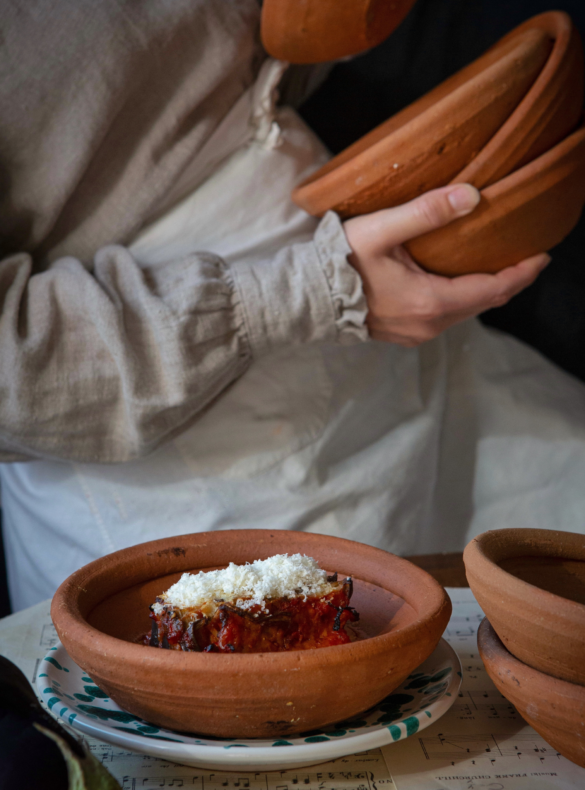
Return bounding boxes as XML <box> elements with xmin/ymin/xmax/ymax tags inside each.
<box><xmin>36</xmin><ymin>639</ymin><xmax>461</xmax><ymax>771</ymax></box>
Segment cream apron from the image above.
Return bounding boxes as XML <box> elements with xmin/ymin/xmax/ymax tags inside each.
<box><xmin>3</xmin><ymin>60</ymin><xmax>585</xmax><ymax>611</ymax></box>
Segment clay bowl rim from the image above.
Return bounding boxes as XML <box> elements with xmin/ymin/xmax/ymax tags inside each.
<box><xmin>454</xmin><ymin>9</ymin><xmax>579</xmax><ymax>187</ymax></box>
<box><xmin>463</xmin><ymin>527</ymin><xmax>585</xmax><ymax>623</ymax></box>
<box><xmin>405</xmin><ymin>117</ymin><xmax>585</xmax><ymax>276</ymax></box>
<box><xmin>477</xmin><ymin>616</ymin><xmax>585</xmax><ymax>704</ymax></box>
<box><xmin>291</xmin><ymin>15</ymin><xmax>553</xmax><ymax>213</ymax></box>
<box><xmin>291</xmin><ymin>10</ymin><xmax>572</xmax><ymax>215</ymax></box>
<box><xmin>459</xmin><ymin>114</ymin><xmax>585</xmax><ymax>201</ymax></box>
<box><xmin>52</xmin><ymin>529</ymin><xmax>451</xmax><ymax>673</ymax></box>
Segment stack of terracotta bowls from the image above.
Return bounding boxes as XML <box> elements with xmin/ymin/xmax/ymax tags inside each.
<box><xmin>464</xmin><ymin>528</ymin><xmax>585</xmax><ymax>768</ymax></box>
<box><xmin>292</xmin><ymin>12</ymin><xmax>585</xmax><ymax>276</ymax></box>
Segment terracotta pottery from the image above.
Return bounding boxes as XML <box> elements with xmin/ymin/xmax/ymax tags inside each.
<box><xmin>51</xmin><ymin>530</ymin><xmax>451</xmax><ymax>739</ymax></box>
<box><xmin>292</xmin><ymin>24</ymin><xmax>553</xmax><ymax>217</ymax></box>
<box><xmin>455</xmin><ymin>11</ymin><xmax>584</xmax><ymax>189</ymax></box>
<box><xmin>464</xmin><ymin>528</ymin><xmax>585</xmax><ymax>686</ymax></box>
<box><xmin>405</xmin><ymin>120</ymin><xmax>585</xmax><ymax>275</ymax></box>
<box><xmin>260</xmin><ymin>0</ymin><xmax>418</xmax><ymax>65</ymax></box>
<box><xmin>478</xmin><ymin>618</ymin><xmax>585</xmax><ymax>768</ymax></box>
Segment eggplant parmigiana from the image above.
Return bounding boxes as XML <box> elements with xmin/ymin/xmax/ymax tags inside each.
<box><xmin>145</xmin><ymin>554</ymin><xmax>359</xmax><ymax>653</ymax></box>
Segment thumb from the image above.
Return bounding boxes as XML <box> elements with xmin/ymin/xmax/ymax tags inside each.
<box><xmin>358</xmin><ymin>184</ymin><xmax>481</xmax><ymax>251</ymax></box>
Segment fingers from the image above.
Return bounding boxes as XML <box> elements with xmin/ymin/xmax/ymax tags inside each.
<box><xmin>429</xmin><ymin>252</ymin><xmax>551</xmax><ymax>318</ymax></box>
<box><xmin>492</xmin><ymin>252</ymin><xmax>551</xmax><ymax>297</ymax></box>
<box><xmin>345</xmin><ymin>184</ymin><xmax>481</xmax><ymax>255</ymax></box>
<box><xmin>364</xmin><ymin>251</ymin><xmax>551</xmax><ymax>347</ymax></box>
<box><xmin>344</xmin><ymin>185</ymin><xmax>551</xmax><ymax>348</ymax></box>
<box><xmin>388</xmin><ymin>184</ymin><xmax>482</xmax><ymax>244</ymax></box>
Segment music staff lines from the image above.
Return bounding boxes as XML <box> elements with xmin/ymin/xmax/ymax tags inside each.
<box><xmin>418</xmin><ymin>733</ymin><xmax>563</xmax><ymax>763</ymax></box>
<box><xmin>120</xmin><ymin>769</ymin><xmax>383</xmax><ymax>790</ymax></box>
<box><xmin>39</xmin><ymin>622</ymin><xmax>59</xmax><ymax>648</ymax></box>
<box><xmin>444</xmin><ymin>613</ymin><xmax>484</xmax><ymax>639</ymax></box>
<box><xmin>453</xmin><ymin>690</ymin><xmax>518</xmax><ymax>718</ymax></box>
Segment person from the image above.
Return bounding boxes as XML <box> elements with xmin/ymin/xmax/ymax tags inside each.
<box><xmin>1</xmin><ymin>0</ymin><xmax>584</xmax><ymax>611</ymax></box>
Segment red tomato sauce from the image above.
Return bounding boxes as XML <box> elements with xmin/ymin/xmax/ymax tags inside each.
<box><xmin>145</xmin><ymin>580</ymin><xmax>359</xmax><ymax>653</ymax></box>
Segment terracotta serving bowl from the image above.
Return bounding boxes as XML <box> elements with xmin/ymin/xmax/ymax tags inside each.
<box><xmin>464</xmin><ymin>528</ymin><xmax>585</xmax><ymax>686</ymax></box>
<box><xmin>292</xmin><ymin>21</ymin><xmax>553</xmax><ymax>217</ymax></box>
<box><xmin>405</xmin><ymin>119</ymin><xmax>585</xmax><ymax>275</ymax></box>
<box><xmin>51</xmin><ymin>530</ymin><xmax>451</xmax><ymax>739</ymax></box>
<box><xmin>478</xmin><ymin>618</ymin><xmax>585</xmax><ymax>768</ymax></box>
<box><xmin>261</xmin><ymin>0</ymin><xmax>418</xmax><ymax>64</ymax></box>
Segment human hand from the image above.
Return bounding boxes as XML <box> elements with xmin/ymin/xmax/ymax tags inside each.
<box><xmin>344</xmin><ymin>184</ymin><xmax>551</xmax><ymax>346</ymax></box>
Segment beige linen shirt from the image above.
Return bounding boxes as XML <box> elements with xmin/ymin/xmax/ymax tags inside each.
<box><xmin>0</xmin><ymin>0</ymin><xmax>367</xmax><ymax>463</ymax></box>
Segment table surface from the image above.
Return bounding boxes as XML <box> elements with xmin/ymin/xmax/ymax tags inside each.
<box><xmin>405</xmin><ymin>551</ymin><xmax>467</xmax><ymax>587</ymax></box>
<box><xmin>4</xmin><ymin>550</ymin><xmax>585</xmax><ymax>788</ymax></box>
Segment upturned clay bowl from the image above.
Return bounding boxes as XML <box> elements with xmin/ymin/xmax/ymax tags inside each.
<box><xmin>292</xmin><ymin>21</ymin><xmax>553</xmax><ymax>217</ymax></box>
<box><xmin>51</xmin><ymin>530</ymin><xmax>451</xmax><ymax>739</ymax></box>
<box><xmin>405</xmin><ymin>119</ymin><xmax>585</xmax><ymax>275</ymax></box>
<box><xmin>464</xmin><ymin>528</ymin><xmax>585</xmax><ymax>686</ymax></box>
<box><xmin>261</xmin><ymin>0</ymin><xmax>418</xmax><ymax>64</ymax></box>
<box><xmin>478</xmin><ymin>618</ymin><xmax>585</xmax><ymax>768</ymax></box>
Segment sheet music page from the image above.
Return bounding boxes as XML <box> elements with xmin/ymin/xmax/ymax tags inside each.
<box><xmin>382</xmin><ymin>587</ymin><xmax>585</xmax><ymax>790</ymax></box>
<box><xmin>88</xmin><ymin>745</ymin><xmax>397</xmax><ymax>790</ymax></box>
<box><xmin>2</xmin><ymin>590</ymin><xmax>585</xmax><ymax>789</ymax></box>
<box><xmin>0</xmin><ymin>601</ymin><xmax>396</xmax><ymax>789</ymax></box>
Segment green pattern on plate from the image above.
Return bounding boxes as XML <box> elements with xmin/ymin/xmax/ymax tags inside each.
<box><xmin>113</xmin><ymin>727</ymin><xmax>183</xmax><ymax>742</ymax></box>
<box><xmin>43</xmin><ymin>656</ymin><xmax>65</xmax><ymax>671</ymax></box>
<box><xmin>403</xmin><ymin>716</ymin><xmax>419</xmax><ymax>737</ymax></box>
<box><xmin>77</xmin><ymin>705</ymin><xmax>142</xmax><ymax>724</ymax></box>
<box><xmin>84</xmin><ymin>685</ymin><xmax>108</xmax><ymax>699</ymax></box>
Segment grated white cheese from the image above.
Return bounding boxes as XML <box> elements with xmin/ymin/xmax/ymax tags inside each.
<box><xmin>154</xmin><ymin>554</ymin><xmax>336</xmax><ymax>615</ymax></box>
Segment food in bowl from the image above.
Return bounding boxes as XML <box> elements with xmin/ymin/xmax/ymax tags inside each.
<box><xmin>51</xmin><ymin>530</ymin><xmax>452</xmax><ymax>738</ymax></box>
<box><xmin>145</xmin><ymin>554</ymin><xmax>359</xmax><ymax>653</ymax></box>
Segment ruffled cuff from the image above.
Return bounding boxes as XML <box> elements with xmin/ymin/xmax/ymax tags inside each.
<box><xmin>313</xmin><ymin>211</ymin><xmax>369</xmax><ymax>346</ymax></box>
<box><xmin>231</xmin><ymin>211</ymin><xmax>368</xmax><ymax>359</ymax></box>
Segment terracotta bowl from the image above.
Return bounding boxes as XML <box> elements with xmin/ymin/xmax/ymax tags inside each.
<box><xmin>464</xmin><ymin>528</ymin><xmax>585</xmax><ymax>686</ymax></box>
<box><xmin>405</xmin><ymin>119</ymin><xmax>585</xmax><ymax>275</ymax></box>
<box><xmin>454</xmin><ymin>11</ymin><xmax>584</xmax><ymax>189</ymax></box>
<box><xmin>292</xmin><ymin>20</ymin><xmax>554</xmax><ymax>217</ymax></box>
<box><xmin>478</xmin><ymin>618</ymin><xmax>585</xmax><ymax>768</ymax></box>
<box><xmin>260</xmin><ymin>0</ymin><xmax>418</xmax><ymax>65</ymax></box>
<box><xmin>51</xmin><ymin>530</ymin><xmax>451</xmax><ymax>739</ymax></box>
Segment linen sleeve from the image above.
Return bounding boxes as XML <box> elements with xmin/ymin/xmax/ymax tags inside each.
<box><xmin>0</xmin><ymin>212</ymin><xmax>368</xmax><ymax>463</ymax></box>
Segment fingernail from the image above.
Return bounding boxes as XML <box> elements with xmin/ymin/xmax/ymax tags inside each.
<box><xmin>447</xmin><ymin>184</ymin><xmax>481</xmax><ymax>215</ymax></box>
